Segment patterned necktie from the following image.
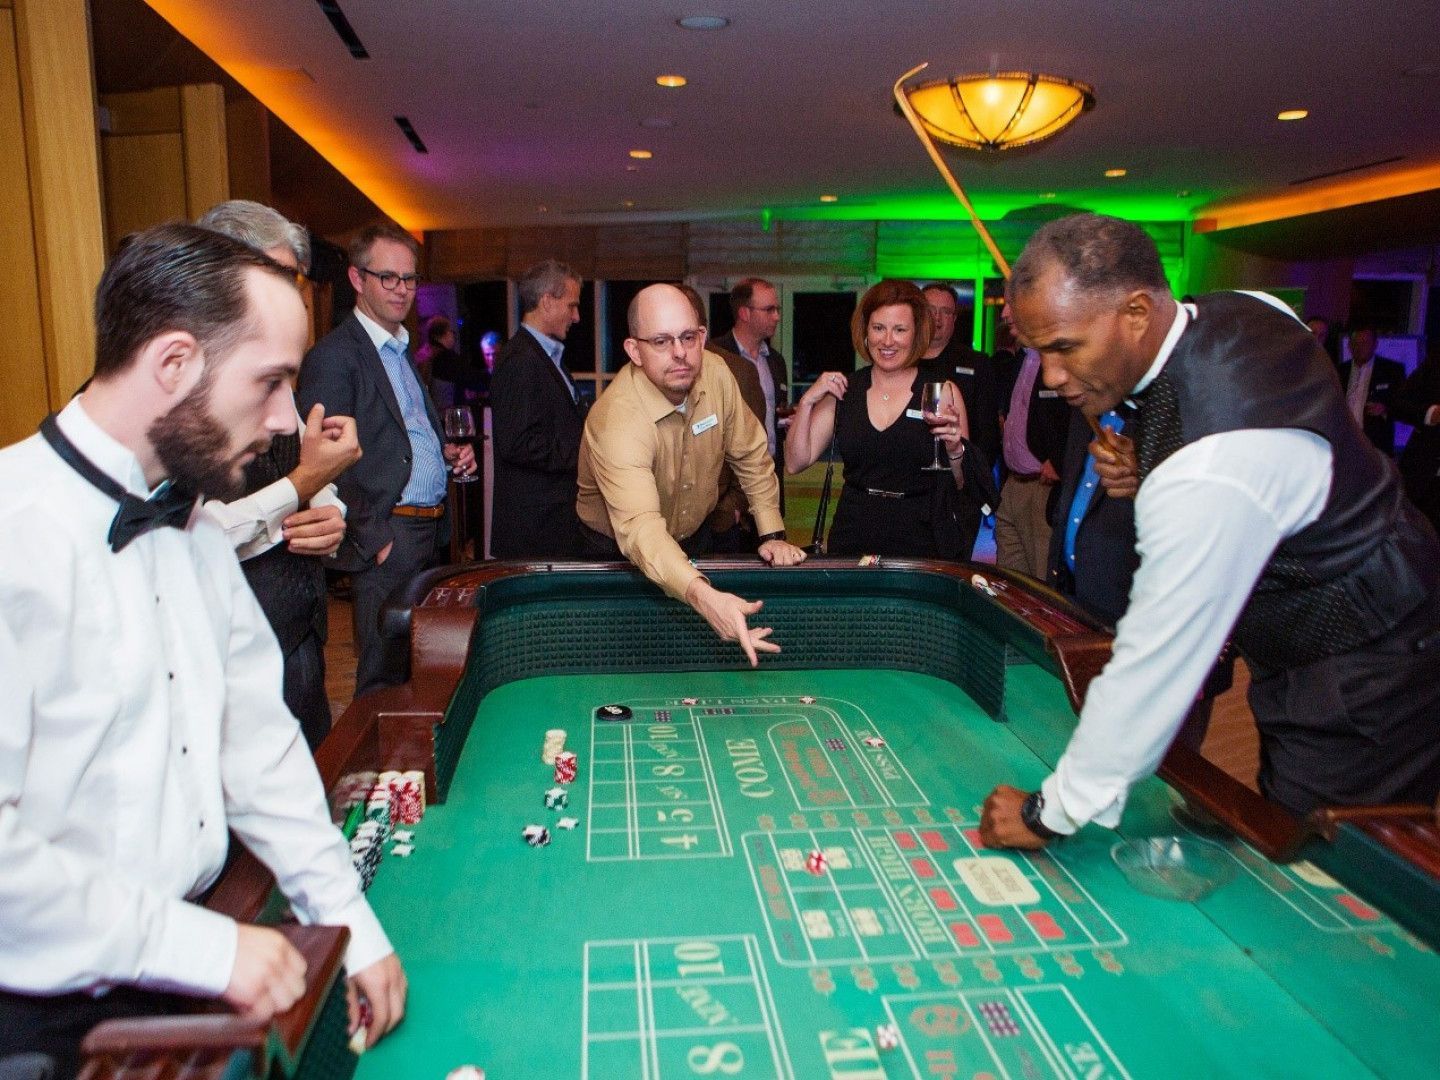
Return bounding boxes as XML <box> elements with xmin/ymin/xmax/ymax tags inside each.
<box><xmin>40</xmin><ymin>414</ymin><xmax>196</xmax><ymax>552</ymax></box>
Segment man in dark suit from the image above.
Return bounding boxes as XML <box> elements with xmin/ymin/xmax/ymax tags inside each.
<box><xmin>489</xmin><ymin>260</ymin><xmax>586</xmax><ymax>558</ymax></box>
<box><xmin>1338</xmin><ymin>325</ymin><xmax>1406</xmax><ymax>456</ymax></box>
<box><xmin>1394</xmin><ymin>352</ymin><xmax>1440</xmax><ymax>534</ymax></box>
<box><xmin>198</xmin><ymin>199</ymin><xmax>361</xmax><ymax>747</ymax></box>
<box><xmin>921</xmin><ymin>283</ymin><xmax>1001</xmax><ymax>559</ymax></box>
<box><xmin>298</xmin><ymin>224</ymin><xmax>475</xmax><ymax>698</ymax></box>
<box><xmin>709</xmin><ymin>278</ymin><xmax>788</xmax><ymax>512</ymax></box>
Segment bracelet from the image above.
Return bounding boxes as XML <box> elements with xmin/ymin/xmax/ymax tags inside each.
<box><xmin>757</xmin><ymin>531</ymin><xmax>787</xmax><ymax>544</ymax></box>
<box><xmin>947</xmin><ymin>448</ymin><xmax>965</xmax><ymax>461</ymax></box>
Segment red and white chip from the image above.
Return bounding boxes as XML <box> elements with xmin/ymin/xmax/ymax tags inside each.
<box><xmin>875</xmin><ymin>1022</ymin><xmax>900</xmax><ymax>1050</ymax></box>
<box><xmin>805</xmin><ymin>849</ymin><xmax>828</xmax><ymax>875</ymax></box>
<box><xmin>681</xmin><ymin>697</ymin><xmax>699</xmax><ymax>706</ymax></box>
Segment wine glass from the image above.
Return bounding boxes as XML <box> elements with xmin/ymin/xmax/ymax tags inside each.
<box><xmin>920</xmin><ymin>381</ymin><xmax>950</xmax><ymax>472</ymax></box>
<box><xmin>443</xmin><ymin>406</ymin><xmax>479</xmax><ymax>484</ymax></box>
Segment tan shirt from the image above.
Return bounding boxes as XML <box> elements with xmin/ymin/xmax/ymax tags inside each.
<box><xmin>578</xmin><ymin>351</ymin><xmax>784</xmax><ymax>600</ymax></box>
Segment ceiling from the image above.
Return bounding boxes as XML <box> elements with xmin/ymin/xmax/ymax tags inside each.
<box><xmin>129</xmin><ymin>0</ymin><xmax>1440</xmax><ymax>239</ymax></box>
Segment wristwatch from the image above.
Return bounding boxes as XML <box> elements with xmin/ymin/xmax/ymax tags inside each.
<box><xmin>757</xmin><ymin>531</ymin><xmax>787</xmax><ymax>544</ymax></box>
<box><xmin>1020</xmin><ymin>790</ymin><xmax>1061</xmax><ymax>840</ymax></box>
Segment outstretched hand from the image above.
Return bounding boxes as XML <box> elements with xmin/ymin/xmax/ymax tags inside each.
<box><xmin>685</xmin><ymin>579</ymin><xmax>781</xmax><ymax>668</ymax></box>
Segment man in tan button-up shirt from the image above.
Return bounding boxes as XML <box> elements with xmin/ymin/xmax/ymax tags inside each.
<box><xmin>578</xmin><ymin>284</ymin><xmax>806</xmax><ymax>664</ymax></box>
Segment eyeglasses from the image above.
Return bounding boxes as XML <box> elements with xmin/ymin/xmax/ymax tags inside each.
<box><xmin>746</xmin><ymin>304</ymin><xmax>781</xmax><ymax>315</ymax></box>
<box><xmin>358</xmin><ymin>267</ymin><xmax>421</xmax><ymax>291</ymax></box>
<box><xmin>635</xmin><ymin>329</ymin><xmax>703</xmax><ymax>351</ymax></box>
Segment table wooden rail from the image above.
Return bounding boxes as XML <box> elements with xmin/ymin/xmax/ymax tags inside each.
<box><xmin>78</xmin><ymin>925</ymin><xmax>349</xmax><ymax>1080</ymax></box>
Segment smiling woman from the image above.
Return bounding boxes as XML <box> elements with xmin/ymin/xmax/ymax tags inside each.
<box><xmin>784</xmin><ymin>280</ymin><xmax>970</xmax><ymax>559</ymax></box>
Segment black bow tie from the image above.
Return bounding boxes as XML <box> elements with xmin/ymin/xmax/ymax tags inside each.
<box><xmin>40</xmin><ymin>414</ymin><xmax>197</xmax><ymax>552</ymax></box>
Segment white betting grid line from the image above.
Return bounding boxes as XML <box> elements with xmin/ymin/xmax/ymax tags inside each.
<box><xmin>818</xmin><ymin>695</ymin><xmax>931</xmax><ymax>804</ymax></box>
<box><xmin>624</xmin><ymin>725</ymin><xmax>640</xmax><ymax>860</ymax></box>
<box><xmin>1016</xmin><ymin>985</ymin><xmax>1134</xmax><ymax>1080</ymax></box>
<box><xmin>580</xmin><ymin>942</ymin><xmax>592</xmax><ymax>1080</ymax></box>
<box><xmin>956</xmin><ymin>991</ymin><xmax>1014</xmax><ymax>1080</ymax></box>
<box><xmin>639</xmin><ymin>941</ymin><xmax>662</xmax><ymax>1079</ymax></box>
<box><xmin>633</xmin><ymin>941</ymin><xmax>653</xmax><ymax>1080</ymax></box>
<box><xmin>690</xmin><ymin>716</ymin><xmax>732</xmax><ymax>856</ymax></box>
<box><xmin>745</xmin><ymin>933</ymin><xmax>796</xmax><ymax>1080</ymax></box>
<box><xmin>1226</xmin><ymin>846</ymin><xmax>1375</xmax><ymax>932</ymax></box>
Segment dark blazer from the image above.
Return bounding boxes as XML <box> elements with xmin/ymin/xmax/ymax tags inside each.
<box><xmin>1393</xmin><ymin>359</ymin><xmax>1440</xmax><ymax>530</ymax></box>
<box><xmin>706</xmin><ymin>345</ymin><xmax>768</xmax><ymax>533</ymax></box>
<box><xmin>1046</xmin><ymin>411</ymin><xmax>1139</xmax><ymax>626</ymax></box>
<box><xmin>489</xmin><ymin>326</ymin><xmax>586</xmax><ymax>557</ymax></box>
<box><xmin>708</xmin><ymin>330</ymin><xmax>788</xmax><ymax>448</ymax></box>
<box><xmin>1337</xmin><ymin>355</ymin><xmax>1406</xmax><ymax>455</ymax></box>
<box><xmin>297</xmin><ymin>312</ymin><xmax>446</xmax><ymax>573</ymax></box>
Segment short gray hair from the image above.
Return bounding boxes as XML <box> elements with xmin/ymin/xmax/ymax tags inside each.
<box><xmin>197</xmin><ymin>199</ymin><xmax>311</xmax><ymax>274</ymax></box>
<box><xmin>1008</xmin><ymin>213</ymin><xmax>1168</xmax><ymax>306</ymax></box>
<box><xmin>517</xmin><ymin>259</ymin><xmax>580</xmax><ymax>314</ymax></box>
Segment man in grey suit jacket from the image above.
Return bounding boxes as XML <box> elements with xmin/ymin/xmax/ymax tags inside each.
<box><xmin>297</xmin><ymin>224</ymin><xmax>475</xmax><ymax>697</ymax></box>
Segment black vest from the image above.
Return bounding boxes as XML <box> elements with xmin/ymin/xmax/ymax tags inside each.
<box><xmin>239</xmin><ymin>431</ymin><xmax>327</xmax><ymax>655</ymax></box>
<box><xmin>1131</xmin><ymin>292</ymin><xmax>1439</xmax><ymax>671</ymax></box>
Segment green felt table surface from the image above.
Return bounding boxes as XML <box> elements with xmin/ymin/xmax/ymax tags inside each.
<box><xmin>356</xmin><ymin>667</ymin><xmax>1440</xmax><ymax>1079</ymax></box>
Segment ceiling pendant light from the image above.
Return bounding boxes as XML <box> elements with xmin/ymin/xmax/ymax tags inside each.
<box><xmin>903</xmin><ymin>70</ymin><xmax>1095</xmax><ymax>152</ymax></box>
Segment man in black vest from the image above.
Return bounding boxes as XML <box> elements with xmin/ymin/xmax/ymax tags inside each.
<box><xmin>198</xmin><ymin>201</ymin><xmax>360</xmax><ymax>748</ymax></box>
<box><xmin>490</xmin><ymin>260</ymin><xmax>587</xmax><ymax>558</ymax></box>
<box><xmin>980</xmin><ymin>213</ymin><xmax>1440</xmax><ymax>849</ymax></box>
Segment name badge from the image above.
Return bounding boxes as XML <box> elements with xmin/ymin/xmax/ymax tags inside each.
<box><xmin>905</xmin><ymin>408</ymin><xmax>925</xmax><ymax>420</ymax></box>
<box><xmin>1038</xmin><ymin>389</ymin><xmax>1060</xmax><ymax>399</ymax></box>
<box><xmin>954</xmin><ymin>366</ymin><xmax>976</xmax><ymax>376</ymax></box>
<box><xmin>691</xmin><ymin>414</ymin><xmax>719</xmax><ymax>436</ymax></box>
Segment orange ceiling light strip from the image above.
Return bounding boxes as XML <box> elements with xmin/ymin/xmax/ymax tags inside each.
<box><xmin>1195</xmin><ymin>159</ymin><xmax>1440</xmax><ymax>233</ymax></box>
<box><xmin>143</xmin><ymin>0</ymin><xmax>424</xmax><ymax>230</ymax></box>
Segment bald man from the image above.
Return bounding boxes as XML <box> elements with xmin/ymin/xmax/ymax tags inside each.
<box><xmin>577</xmin><ymin>284</ymin><xmax>807</xmax><ymax>665</ymax></box>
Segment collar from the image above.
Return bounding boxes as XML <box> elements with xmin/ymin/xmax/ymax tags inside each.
<box><xmin>354</xmin><ymin>307</ymin><xmax>410</xmax><ymax>355</ymax></box>
<box><xmin>733</xmin><ymin>333</ymin><xmax>768</xmax><ymax>364</ymax></box>
<box><xmin>1128</xmin><ymin>300</ymin><xmax>1191</xmax><ymax>400</ymax></box>
<box><xmin>56</xmin><ymin>397</ymin><xmax>161</xmax><ymax>498</ymax></box>
<box><xmin>523</xmin><ymin>322</ymin><xmax>565</xmax><ymax>363</ymax></box>
<box><xmin>627</xmin><ymin>355</ymin><xmax>706</xmax><ymax>425</ymax></box>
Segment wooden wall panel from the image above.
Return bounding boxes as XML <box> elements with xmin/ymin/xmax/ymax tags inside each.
<box><xmin>225</xmin><ymin>97</ymin><xmax>272</xmax><ymax>206</ymax></box>
<box><xmin>0</xmin><ymin>6</ymin><xmax>49</xmax><ymax>445</ymax></box>
<box><xmin>102</xmin><ymin>132</ymin><xmax>187</xmax><ymax>251</ymax></box>
<box><xmin>425</xmin><ymin>227</ymin><xmax>508</xmax><ymax>281</ymax></box>
<box><xmin>180</xmin><ymin>82</ymin><xmax>227</xmax><ymax>219</ymax></box>
<box><xmin>14</xmin><ymin>0</ymin><xmax>105</xmax><ymax>408</ymax></box>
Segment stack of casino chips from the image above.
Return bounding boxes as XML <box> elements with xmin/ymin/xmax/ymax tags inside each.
<box><xmin>540</xmin><ymin>729</ymin><xmax>567</xmax><ymax>765</ymax></box>
<box><xmin>376</xmin><ymin>770</ymin><xmax>426</xmax><ymax>826</ymax></box>
<box><xmin>553</xmin><ymin>750</ymin><xmax>578</xmax><ymax>785</ymax></box>
<box><xmin>350</xmin><ymin>819</ymin><xmax>386</xmax><ymax>890</ymax></box>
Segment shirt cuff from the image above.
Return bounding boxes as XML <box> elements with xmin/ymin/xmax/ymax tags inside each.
<box><xmin>141</xmin><ymin>900</ymin><xmax>238</xmax><ymax>997</ymax></box>
<box><xmin>1038</xmin><ymin>773</ymin><xmax>1087</xmax><ymax>836</ymax></box>
<box><xmin>751</xmin><ymin>508</ymin><xmax>785</xmax><ymax>537</ymax></box>
<box><xmin>329</xmin><ymin>896</ymin><xmax>394</xmax><ymax>976</ymax></box>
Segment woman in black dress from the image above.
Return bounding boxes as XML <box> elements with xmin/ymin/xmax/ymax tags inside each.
<box><xmin>785</xmin><ymin>279</ymin><xmax>968</xmax><ymax>557</ymax></box>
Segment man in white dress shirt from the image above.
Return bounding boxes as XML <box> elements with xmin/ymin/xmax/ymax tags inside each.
<box><xmin>0</xmin><ymin>224</ymin><xmax>405</xmax><ymax>1077</ymax></box>
<box><xmin>979</xmin><ymin>214</ymin><xmax>1440</xmax><ymax>849</ymax></box>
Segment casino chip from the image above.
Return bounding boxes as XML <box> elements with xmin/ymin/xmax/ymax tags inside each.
<box><xmin>544</xmin><ymin>786</ymin><xmax>569</xmax><ymax>810</ymax></box>
<box><xmin>805</xmin><ymin>849</ymin><xmax>828</xmax><ymax>876</ymax></box>
<box><xmin>681</xmin><ymin>697</ymin><xmax>699</xmax><ymax>706</ymax></box>
<box><xmin>556</xmin><ymin>816</ymin><xmax>580</xmax><ymax>830</ymax></box>
<box><xmin>799</xmin><ymin>695</ymin><xmax>817</xmax><ymax>705</ymax></box>
<box><xmin>862</xmin><ymin>735</ymin><xmax>887</xmax><ymax>748</ymax></box>
<box><xmin>970</xmin><ymin>572</ymin><xmax>998</xmax><ymax>597</ymax></box>
<box><xmin>875</xmin><ymin>1022</ymin><xmax>900</xmax><ymax>1050</ymax></box>
<box><xmin>596</xmin><ymin>704</ymin><xmax>633</xmax><ymax>721</ymax></box>
<box><xmin>446</xmin><ymin>1068</ymin><xmax>486</xmax><ymax>1080</ymax></box>
<box><xmin>522</xmin><ymin>824</ymin><xmax>551</xmax><ymax>847</ymax></box>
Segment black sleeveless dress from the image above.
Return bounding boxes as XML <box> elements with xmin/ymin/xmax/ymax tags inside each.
<box><xmin>827</xmin><ymin>364</ymin><xmax>953</xmax><ymax>557</ymax></box>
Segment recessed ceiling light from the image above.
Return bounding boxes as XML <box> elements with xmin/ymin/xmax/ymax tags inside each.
<box><xmin>819</xmin><ymin>194</ymin><xmax>839</xmax><ymax>203</ymax></box>
<box><xmin>656</xmin><ymin>74</ymin><xmax>687</xmax><ymax>88</ymax></box>
<box><xmin>629</xmin><ymin>149</ymin><xmax>653</xmax><ymax>160</ymax></box>
<box><xmin>1104</xmin><ymin>168</ymin><xmax>1127</xmax><ymax>178</ymax></box>
<box><xmin>641</xmin><ymin>116</ymin><xmax>674</xmax><ymax>129</ymax></box>
<box><xmin>1277</xmin><ymin>109</ymin><xmax>1309</xmax><ymax>121</ymax></box>
<box><xmin>622</xmin><ymin>200</ymin><xmax>636</xmax><ymax>209</ymax></box>
<box><xmin>677</xmin><ymin>15</ymin><xmax>730</xmax><ymax>30</ymax></box>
